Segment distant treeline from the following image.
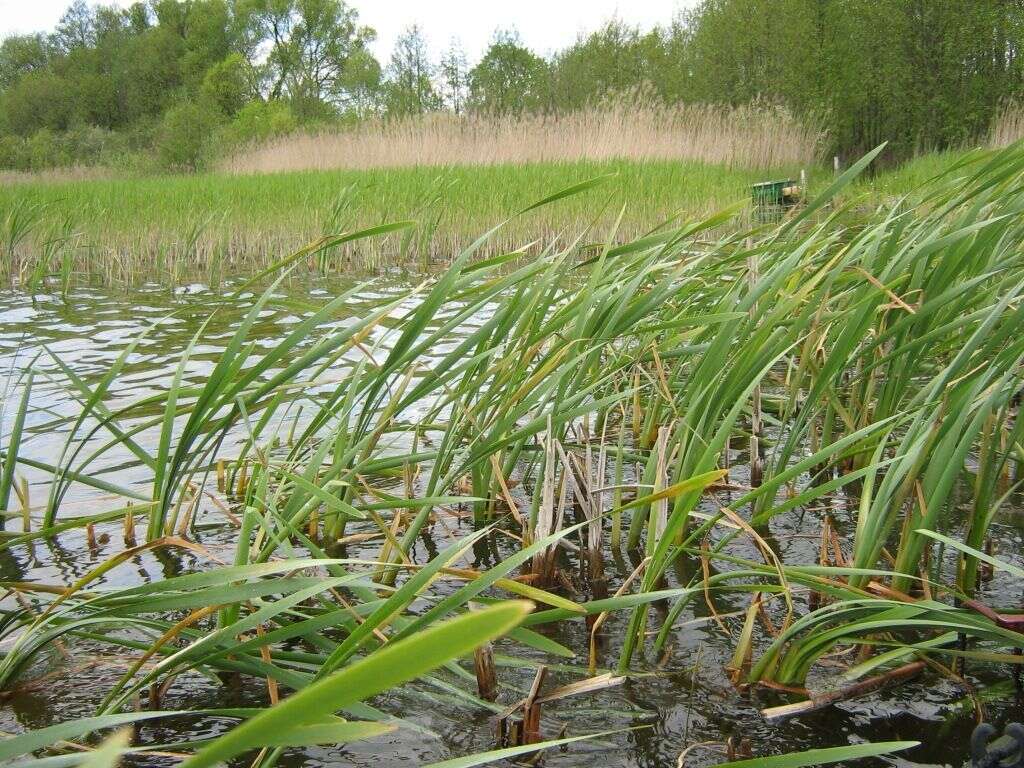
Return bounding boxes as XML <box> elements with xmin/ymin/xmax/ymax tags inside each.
<box><xmin>1</xmin><ymin>0</ymin><xmax>1022</xmax><ymax>172</ymax></box>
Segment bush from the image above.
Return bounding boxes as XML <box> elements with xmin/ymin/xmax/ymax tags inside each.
<box><xmin>224</xmin><ymin>99</ymin><xmax>297</xmax><ymax>146</ymax></box>
<box><xmin>2</xmin><ymin>71</ymin><xmax>74</xmax><ymax>136</ymax></box>
<box><xmin>0</xmin><ymin>125</ymin><xmax>133</xmax><ymax>171</ymax></box>
<box><xmin>155</xmin><ymin>101</ymin><xmax>222</xmax><ymax>171</ymax></box>
<box><xmin>200</xmin><ymin>54</ymin><xmax>250</xmax><ymax>117</ymax></box>
<box><xmin>0</xmin><ymin>135</ymin><xmax>28</xmax><ymax>170</ymax></box>
<box><xmin>26</xmin><ymin>129</ymin><xmax>68</xmax><ymax>170</ymax></box>
<box><xmin>63</xmin><ymin>125</ymin><xmax>129</xmax><ymax>164</ymax></box>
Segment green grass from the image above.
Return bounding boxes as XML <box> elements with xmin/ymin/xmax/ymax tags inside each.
<box><xmin>1</xmin><ymin>151</ymin><xmax>979</xmax><ymax>287</ymax></box>
<box><xmin>857</xmin><ymin>148</ymin><xmax>971</xmax><ymax>198</ymax></box>
<box><xmin>1</xmin><ymin>158</ymin><xmax>806</xmax><ymax>283</ymax></box>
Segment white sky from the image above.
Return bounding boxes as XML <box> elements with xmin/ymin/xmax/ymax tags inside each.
<box><xmin>0</xmin><ymin>0</ymin><xmax>691</xmax><ymax>62</ymax></box>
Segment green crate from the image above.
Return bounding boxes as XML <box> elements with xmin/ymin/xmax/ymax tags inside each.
<box><xmin>751</xmin><ymin>179</ymin><xmax>794</xmax><ymax>207</ymax></box>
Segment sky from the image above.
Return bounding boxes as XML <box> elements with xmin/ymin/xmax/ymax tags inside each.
<box><xmin>0</xmin><ymin>0</ymin><xmax>691</xmax><ymax>61</ymax></box>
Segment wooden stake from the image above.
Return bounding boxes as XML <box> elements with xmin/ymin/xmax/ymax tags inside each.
<box><xmin>176</xmin><ymin>506</ymin><xmax>193</xmax><ymax>537</ymax></box>
<box><xmin>587</xmin><ymin>431</ymin><xmax>605</xmax><ymax>584</ymax></box>
<box><xmin>531</xmin><ymin>421</ymin><xmax>566</xmax><ymax>586</ymax></box>
<box><xmin>653</xmin><ymin>426</ymin><xmax>669</xmax><ymax>545</ymax></box>
<box><xmin>235</xmin><ymin>461</ymin><xmax>248</xmax><ymax>498</ymax></box>
<box><xmin>19</xmin><ymin>477</ymin><xmax>30</xmax><ymax>533</ymax></box>
<box><xmin>256</xmin><ymin>624</ymin><xmax>279</xmax><ymax>705</ymax></box>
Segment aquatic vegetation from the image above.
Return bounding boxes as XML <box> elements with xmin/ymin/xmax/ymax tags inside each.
<box><xmin>1</xmin><ymin>142</ymin><xmax>1024</xmax><ymax>765</ymax></box>
<box><xmin>0</xmin><ymin>158</ymin><xmax>794</xmax><ymax>285</ymax></box>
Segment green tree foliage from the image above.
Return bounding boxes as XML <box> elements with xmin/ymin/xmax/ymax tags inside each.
<box><xmin>0</xmin><ymin>34</ymin><xmax>51</xmax><ymax>89</ymax></box>
<box><xmin>224</xmin><ymin>99</ymin><xmax>297</xmax><ymax>145</ymax></box>
<box><xmin>236</xmin><ymin>0</ymin><xmax>378</xmax><ymax>110</ymax></box>
<box><xmin>679</xmin><ymin>0</ymin><xmax>1024</xmax><ymax>157</ymax></box>
<box><xmin>202</xmin><ymin>53</ymin><xmax>251</xmax><ymax>116</ymax></box>
<box><xmin>53</xmin><ymin>0</ymin><xmax>97</xmax><ymax>52</ymax></box>
<box><xmin>0</xmin><ymin>0</ymin><xmax>381</xmax><ymax>169</ymax></box>
<box><xmin>382</xmin><ymin>24</ymin><xmax>440</xmax><ymax>116</ymax></box>
<box><xmin>1</xmin><ymin>71</ymin><xmax>74</xmax><ymax>136</ymax></box>
<box><xmin>468</xmin><ymin>30</ymin><xmax>548</xmax><ymax>114</ymax></box>
<box><xmin>286</xmin><ymin>0</ymin><xmax>377</xmax><ymax>111</ymax></box>
<box><xmin>438</xmin><ymin>39</ymin><xmax>469</xmax><ymax>114</ymax></box>
<box><xmin>547</xmin><ymin>20</ymin><xmax>669</xmax><ymax>110</ymax></box>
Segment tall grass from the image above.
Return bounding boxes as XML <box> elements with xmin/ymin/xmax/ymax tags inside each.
<box><xmin>220</xmin><ymin>100</ymin><xmax>824</xmax><ymax>176</ymax></box>
<box><xmin>2</xmin><ymin>142</ymin><xmax>1024</xmax><ymax>766</ymax></box>
<box><xmin>0</xmin><ymin>166</ymin><xmax>115</xmax><ymax>186</ymax></box>
<box><xmin>0</xmin><ymin>158</ymin><xmax>792</xmax><ymax>284</ymax></box>
<box><xmin>989</xmin><ymin>100</ymin><xmax>1024</xmax><ymax>148</ymax></box>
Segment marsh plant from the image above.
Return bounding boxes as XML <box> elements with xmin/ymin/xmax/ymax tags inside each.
<box><xmin>1</xmin><ymin>143</ymin><xmax>1023</xmax><ymax>766</ymax></box>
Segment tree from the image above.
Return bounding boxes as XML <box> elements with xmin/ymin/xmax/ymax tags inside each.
<box><xmin>71</xmin><ymin>71</ymin><xmax>120</xmax><ymax>128</ymax></box>
<box><xmin>383</xmin><ymin>24</ymin><xmax>440</xmax><ymax>116</ymax></box>
<box><xmin>548</xmin><ymin>20</ymin><xmax>666</xmax><ymax>110</ymax></box>
<box><xmin>438</xmin><ymin>39</ymin><xmax>469</xmax><ymax>114</ymax></box>
<box><xmin>53</xmin><ymin>1</ymin><xmax>96</xmax><ymax>52</ymax></box>
<box><xmin>225</xmin><ymin>98</ymin><xmax>297</xmax><ymax>145</ymax></box>
<box><xmin>1</xmin><ymin>71</ymin><xmax>74</xmax><ymax>136</ymax></box>
<box><xmin>234</xmin><ymin>0</ymin><xmax>378</xmax><ymax>112</ymax></box>
<box><xmin>125</xmin><ymin>3</ymin><xmax>151</xmax><ymax>34</ymax></box>
<box><xmin>0</xmin><ymin>34</ymin><xmax>51</xmax><ymax>89</ymax></box>
<box><xmin>116</xmin><ymin>25</ymin><xmax>186</xmax><ymax>122</ymax></box>
<box><xmin>5</xmin><ymin>0</ymin><xmax>1024</xmax><ymax>170</ymax></box>
<box><xmin>468</xmin><ymin>30</ymin><xmax>548</xmax><ymax>114</ymax></box>
<box><xmin>286</xmin><ymin>0</ymin><xmax>378</xmax><ymax>110</ymax></box>
<box><xmin>179</xmin><ymin>0</ymin><xmax>235</xmax><ymax>88</ymax></box>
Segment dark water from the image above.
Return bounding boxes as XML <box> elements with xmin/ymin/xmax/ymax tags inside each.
<box><xmin>0</xmin><ymin>281</ymin><xmax>1022</xmax><ymax>767</ymax></box>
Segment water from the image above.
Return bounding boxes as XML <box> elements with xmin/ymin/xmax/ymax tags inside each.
<box><xmin>0</xmin><ymin>281</ymin><xmax>1021</xmax><ymax>767</ymax></box>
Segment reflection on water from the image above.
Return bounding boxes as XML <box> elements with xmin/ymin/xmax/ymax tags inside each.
<box><xmin>0</xmin><ymin>281</ymin><xmax>1021</xmax><ymax>767</ymax></box>
<box><xmin>0</xmin><ymin>278</ymin><xmax>419</xmax><ymax>508</ymax></box>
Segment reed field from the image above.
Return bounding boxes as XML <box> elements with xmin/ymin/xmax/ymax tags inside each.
<box><xmin>1</xmin><ymin>139</ymin><xmax>1023</xmax><ymax>766</ymax></box>
<box><xmin>0</xmin><ymin>158</ymin><xmax>802</xmax><ymax>286</ymax></box>
<box><xmin>218</xmin><ymin>101</ymin><xmax>823</xmax><ymax>175</ymax></box>
<box><xmin>0</xmin><ymin>102</ymin><xmax>826</xmax><ymax>286</ymax></box>
<box><xmin>989</xmin><ymin>102</ymin><xmax>1024</xmax><ymax>149</ymax></box>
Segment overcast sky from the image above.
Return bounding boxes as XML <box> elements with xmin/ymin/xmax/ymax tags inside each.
<box><xmin>0</xmin><ymin>0</ymin><xmax>691</xmax><ymax>61</ymax></box>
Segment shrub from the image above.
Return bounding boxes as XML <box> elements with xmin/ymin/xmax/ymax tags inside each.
<box><xmin>155</xmin><ymin>101</ymin><xmax>222</xmax><ymax>171</ymax></box>
<box><xmin>26</xmin><ymin>128</ymin><xmax>68</xmax><ymax>169</ymax></box>
<box><xmin>2</xmin><ymin>71</ymin><xmax>74</xmax><ymax>136</ymax></box>
<box><xmin>63</xmin><ymin>125</ymin><xmax>128</xmax><ymax>165</ymax></box>
<box><xmin>0</xmin><ymin>135</ymin><xmax>28</xmax><ymax>170</ymax></box>
<box><xmin>200</xmin><ymin>54</ymin><xmax>250</xmax><ymax>118</ymax></box>
<box><xmin>224</xmin><ymin>99</ymin><xmax>297</xmax><ymax>147</ymax></box>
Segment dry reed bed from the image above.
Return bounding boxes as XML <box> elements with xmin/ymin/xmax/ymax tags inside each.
<box><xmin>0</xmin><ymin>166</ymin><xmax>114</xmax><ymax>186</ymax></box>
<box><xmin>220</xmin><ymin>102</ymin><xmax>824</xmax><ymax>176</ymax></box>
<box><xmin>989</xmin><ymin>101</ymin><xmax>1024</xmax><ymax>147</ymax></box>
